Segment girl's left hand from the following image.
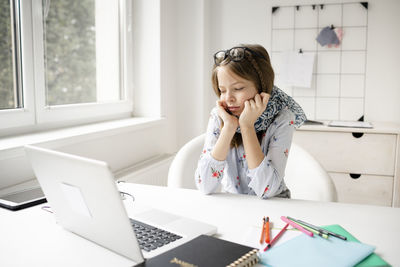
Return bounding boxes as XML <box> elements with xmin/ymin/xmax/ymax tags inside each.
<box><xmin>239</xmin><ymin>92</ymin><xmax>270</xmax><ymax>129</ymax></box>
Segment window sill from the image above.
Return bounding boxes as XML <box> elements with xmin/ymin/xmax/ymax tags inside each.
<box><xmin>0</xmin><ymin>117</ymin><xmax>166</xmax><ymax>159</ymax></box>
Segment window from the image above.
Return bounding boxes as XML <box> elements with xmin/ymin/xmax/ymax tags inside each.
<box><xmin>43</xmin><ymin>0</ymin><xmax>98</xmax><ymax>106</ymax></box>
<box><xmin>0</xmin><ymin>0</ymin><xmax>133</xmax><ymax>133</ymax></box>
<box><xmin>0</xmin><ymin>0</ymin><xmax>21</xmax><ymax>110</ymax></box>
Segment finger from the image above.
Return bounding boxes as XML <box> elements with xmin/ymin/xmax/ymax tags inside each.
<box><xmin>254</xmin><ymin>94</ymin><xmax>262</xmax><ymax>107</ymax></box>
<box><xmin>249</xmin><ymin>99</ymin><xmax>256</xmax><ymax>109</ymax></box>
<box><xmin>216</xmin><ymin>101</ymin><xmax>228</xmax><ymax>116</ymax></box>
<box><xmin>261</xmin><ymin>92</ymin><xmax>270</xmax><ymax>100</ymax></box>
<box><xmin>261</xmin><ymin>93</ymin><xmax>270</xmax><ymax>105</ymax></box>
<box><xmin>256</xmin><ymin>94</ymin><xmax>265</xmax><ymax>108</ymax></box>
<box><xmin>244</xmin><ymin>100</ymin><xmax>249</xmax><ymax>110</ymax></box>
<box><xmin>217</xmin><ymin>100</ymin><xmax>226</xmax><ymax>109</ymax></box>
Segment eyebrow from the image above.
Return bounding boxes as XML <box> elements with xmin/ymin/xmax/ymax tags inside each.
<box><xmin>219</xmin><ymin>82</ymin><xmax>244</xmax><ymax>89</ymax></box>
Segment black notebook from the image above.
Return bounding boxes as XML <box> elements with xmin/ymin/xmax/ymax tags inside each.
<box><xmin>142</xmin><ymin>235</ymin><xmax>258</xmax><ymax>267</ymax></box>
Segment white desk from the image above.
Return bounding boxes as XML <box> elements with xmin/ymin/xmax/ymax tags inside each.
<box><xmin>1</xmin><ymin>183</ymin><xmax>399</xmax><ymax>266</ymax></box>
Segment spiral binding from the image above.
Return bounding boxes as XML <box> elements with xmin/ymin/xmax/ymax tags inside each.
<box><xmin>226</xmin><ymin>248</ymin><xmax>259</xmax><ymax>267</ymax></box>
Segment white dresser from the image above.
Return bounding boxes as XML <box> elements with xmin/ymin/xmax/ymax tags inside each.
<box><xmin>293</xmin><ymin>122</ymin><xmax>400</xmax><ymax>207</ymax></box>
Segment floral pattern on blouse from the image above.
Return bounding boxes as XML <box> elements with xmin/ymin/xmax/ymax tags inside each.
<box><xmin>194</xmin><ymin>107</ymin><xmax>295</xmax><ymax>199</ymax></box>
<box><xmin>238</xmin><ymin>154</ymin><xmax>246</xmax><ymax>168</ymax></box>
<box><xmin>211</xmin><ymin>167</ymin><xmax>223</xmax><ymax>179</ymax></box>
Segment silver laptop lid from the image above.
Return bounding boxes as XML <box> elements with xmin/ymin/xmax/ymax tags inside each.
<box><xmin>25</xmin><ymin>145</ymin><xmax>144</xmax><ymax>264</ymax></box>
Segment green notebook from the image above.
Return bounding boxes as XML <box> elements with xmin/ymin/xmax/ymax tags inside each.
<box><xmin>322</xmin><ymin>225</ymin><xmax>390</xmax><ymax>267</ymax></box>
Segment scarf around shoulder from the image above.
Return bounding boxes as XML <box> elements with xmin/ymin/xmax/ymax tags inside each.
<box><xmin>234</xmin><ymin>86</ymin><xmax>307</xmax><ymax>134</ymax></box>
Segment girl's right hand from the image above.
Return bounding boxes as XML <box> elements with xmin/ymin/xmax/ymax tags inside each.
<box><xmin>216</xmin><ymin>100</ymin><xmax>239</xmax><ymax>132</ymax></box>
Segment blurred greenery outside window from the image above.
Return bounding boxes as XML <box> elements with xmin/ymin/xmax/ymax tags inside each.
<box><xmin>0</xmin><ymin>0</ymin><xmax>17</xmax><ymax>110</ymax></box>
<box><xmin>43</xmin><ymin>0</ymin><xmax>97</xmax><ymax>106</ymax></box>
<box><xmin>0</xmin><ymin>0</ymin><xmax>127</xmax><ymax>128</ymax></box>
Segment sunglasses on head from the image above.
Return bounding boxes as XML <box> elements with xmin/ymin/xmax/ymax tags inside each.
<box><xmin>213</xmin><ymin>47</ymin><xmax>265</xmax><ymax>66</ymax></box>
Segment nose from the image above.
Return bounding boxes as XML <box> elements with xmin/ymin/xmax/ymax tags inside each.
<box><xmin>224</xmin><ymin>91</ymin><xmax>235</xmax><ymax>103</ymax></box>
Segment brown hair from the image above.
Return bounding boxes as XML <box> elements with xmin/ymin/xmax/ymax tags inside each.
<box><xmin>211</xmin><ymin>44</ymin><xmax>275</xmax><ymax>147</ymax></box>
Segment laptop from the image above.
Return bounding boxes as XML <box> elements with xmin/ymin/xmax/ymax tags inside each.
<box><xmin>24</xmin><ymin>145</ymin><xmax>216</xmax><ymax>265</ymax></box>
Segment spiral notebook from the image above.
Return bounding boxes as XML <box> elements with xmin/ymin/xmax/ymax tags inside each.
<box><xmin>143</xmin><ymin>235</ymin><xmax>258</xmax><ymax>267</ymax></box>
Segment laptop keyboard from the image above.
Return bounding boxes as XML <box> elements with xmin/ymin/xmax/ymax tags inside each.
<box><xmin>129</xmin><ymin>218</ymin><xmax>182</xmax><ymax>252</ymax></box>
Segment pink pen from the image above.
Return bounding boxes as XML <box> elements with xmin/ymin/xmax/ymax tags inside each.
<box><xmin>281</xmin><ymin>216</ymin><xmax>313</xmax><ymax>237</ymax></box>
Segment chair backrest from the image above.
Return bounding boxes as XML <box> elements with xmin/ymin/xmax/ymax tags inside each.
<box><xmin>167</xmin><ymin>134</ymin><xmax>205</xmax><ymax>189</ymax></box>
<box><xmin>285</xmin><ymin>143</ymin><xmax>337</xmax><ymax>202</ymax></box>
<box><xmin>168</xmin><ymin>133</ymin><xmax>337</xmax><ymax>202</ymax></box>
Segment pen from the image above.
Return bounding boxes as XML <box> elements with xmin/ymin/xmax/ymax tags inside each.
<box><xmin>287</xmin><ymin>217</ymin><xmax>327</xmax><ymax>238</ymax></box>
<box><xmin>260</xmin><ymin>217</ymin><xmax>266</xmax><ymax>244</ymax></box>
<box><xmin>287</xmin><ymin>216</ymin><xmax>347</xmax><ymax>241</ymax></box>
<box><xmin>324</xmin><ymin>229</ymin><xmax>347</xmax><ymax>241</ymax></box>
<box><xmin>263</xmin><ymin>223</ymin><xmax>289</xmax><ymax>252</ymax></box>
<box><xmin>265</xmin><ymin>217</ymin><xmax>270</xmax><ymax>244</ymax></box>
<box><xmin>281</xmin><ymin>216</ymin><xmax>313</xmax><ymax>237</ymax></box>
<box><xmin>287</xmin><ymin>216</ymin><xmax>327</xmax><ymax>236</ymax></box>
<box><xmin>291</xmin><ymin>219</ymin><xmax>329</xmax><ymax>239</ymax></box>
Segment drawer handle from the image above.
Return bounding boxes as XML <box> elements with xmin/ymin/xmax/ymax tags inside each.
<box><xmin>352</xmin><ymin>116</ymin><xmax>365</xmax><ymax>138</ymax></box>
<box><xmin>349</xmin><ymin>173</ymin><xmax>361</xmax><ymax>179</ymax></box>
<box><xmin>352</xmin><ymin>132</ymin><xmax>364</xmax><ymax>138</ymax></box>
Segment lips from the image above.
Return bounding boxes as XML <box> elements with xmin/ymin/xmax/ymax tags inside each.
<box><xmin>227</xmin><ymin>106</ymin><xmax>240</xmax><ymax>112</ymax></box>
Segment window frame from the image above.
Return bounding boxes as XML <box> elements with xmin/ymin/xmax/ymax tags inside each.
<box><xmin>0</xmin><ymin>0</ymin><xmax>134</xmax><ymax>132</ymax></box>
<box><xmin>0</xmin><ymin>0</ymin><xmax>35</xmax><ymax>129</ymax></box>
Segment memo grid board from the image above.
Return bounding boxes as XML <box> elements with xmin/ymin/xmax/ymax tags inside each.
<box><xmin>270</xmin><ymin>2</ymin><xmax>368</xmax><ymax>121</ymax></box>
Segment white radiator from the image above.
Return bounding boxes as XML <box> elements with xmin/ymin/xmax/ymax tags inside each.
<box><xmin>115</xmin><ymin>154</ymin><xmax>175</xmax><ymax>186</ymax></box>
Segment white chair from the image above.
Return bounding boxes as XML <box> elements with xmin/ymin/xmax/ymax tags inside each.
<box><xmin>284</xmin><ymin>143</ymin><xmax>337</xmax><ymax>202</ymax></box>
<box><xmin>168</xmin><ymin>133</ymin><xmax>337</xmax><ymax>202</ymax></box>
<box><xmin>168</xmin><ymin>134</ymin><xmax>205</xmax><ymax>190</ymax></box>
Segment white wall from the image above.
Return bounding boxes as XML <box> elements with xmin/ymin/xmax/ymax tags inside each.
<box><xmin>173</xmin><ymin>0</ymin><xmax>209</xmax><ymax>147</ymax></box>
<box><xmin>132</xmin><ymin>0</ymin><xmax>161</xmax><ymax>117</ymax></box>
<box><xmin>364</xmin><ymin>0</ymin><xmax>400</xmax><ymax>123</ymax></box>
<box><xmin>174</xmin><ymin>0</ymin><xmax>400</xmax><ymax>146</ymax></box>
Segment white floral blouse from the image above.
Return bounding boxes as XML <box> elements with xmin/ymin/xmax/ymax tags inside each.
<box><xmin>194</xmin><ymin>107</ymin><xmax>295</xmax><ymax>199</ymax></box>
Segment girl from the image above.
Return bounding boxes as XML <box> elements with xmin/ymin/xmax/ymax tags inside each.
<box><xmin>195</xmin><ymin>44</ymin><xmax>306</xmax><ymax>199</ymax></box>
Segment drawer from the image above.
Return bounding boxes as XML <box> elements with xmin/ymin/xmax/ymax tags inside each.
<box><xmin>293</xmin><ymin>131</ymin><xmax>396</xmax><ymax>175</ymax></box>
<box><xmin>329</xmin><ymin>172</ymin><xmax>393</xmax><ymax>206</ymax></box>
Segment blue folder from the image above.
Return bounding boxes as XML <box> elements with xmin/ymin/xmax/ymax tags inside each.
<box><xmin>259</xmin><ymin>227</ymin><xmax>375</xmax><ymax>267</ymax></box>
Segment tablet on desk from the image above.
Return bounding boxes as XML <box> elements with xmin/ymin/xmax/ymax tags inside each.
<box><xmin>0</xmin><ymin>187</ymin><xmax>46</xmax><ymax>211</ymax></box>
